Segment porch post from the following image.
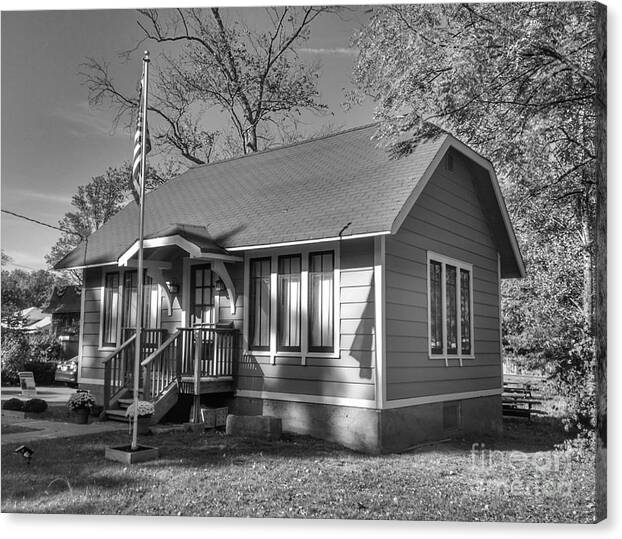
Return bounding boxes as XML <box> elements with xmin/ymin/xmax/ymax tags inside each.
<box><xmin>192</xmin><ymin>328</ymin><xmax>202</xmax><ymax>422</ymax></box>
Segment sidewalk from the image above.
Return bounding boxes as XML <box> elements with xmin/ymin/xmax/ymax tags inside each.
<box><xmin>1</xmin><ymin>414</ymin><xmax>126</xmax><ymax>445</ymax></box>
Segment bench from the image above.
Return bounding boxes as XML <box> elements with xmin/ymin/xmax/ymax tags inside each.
<box><xmin>502</xmin><ymin>381</ymin><xmax>546</xmax><ymax>422</ymax></box>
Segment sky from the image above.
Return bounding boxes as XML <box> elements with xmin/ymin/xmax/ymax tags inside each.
<box><xmin>1</xmin><ymin>4</ymin><xmax>375</xmax><ymax>271</ymax></box>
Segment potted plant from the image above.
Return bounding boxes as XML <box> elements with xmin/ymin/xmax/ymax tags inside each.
<box><xmin>66</xmin><ymin>389</ymin><xmax>95</xmax><ymax>424</ymax></box>
<box><xmin>125</xmin><ymin>400</ymin><xmax>155</xmax><ymax>435</ymax></box>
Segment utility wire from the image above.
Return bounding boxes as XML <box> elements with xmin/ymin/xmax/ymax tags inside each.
<box><xmin>1</xmin><ymin>209</ymin><xmax>83</xmax><ymax>238</ymax></box>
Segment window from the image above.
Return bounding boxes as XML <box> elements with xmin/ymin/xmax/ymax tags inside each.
<box><xmin>102</xmin><ymin>272</ymin><xmax>120</xmax><ymax>347</ymax></box>
<box><xmin>121</xmin><ymin>271</ymin><xmax>158</xmax><ymax>332</ymax></box>
<box><xmin>277</xmin><ymin>255</ymin><xmax>301</xmax><ymax>352</ymax></box>
<box><xmin>191</xmin><ymin>265</ymin><xmax>215</xmax><ymax>325</ymax></box>
<box><xmin>249</xmin><ymin>258</ymin><xmax>271</xmax><ymax>350</ymax></box>
<box><xmin>428</xmin><ymin>253</ymin><xmax>473</xmax><ymax>358</ymax></box>
<box><xmin>101</xmin><ymin>269</ymin><xmax>160</xmax><ymax>348</ymax></box>
<box><xmin>247</xmin><ymin>248</ymin><xmax>338</xmax><ymax>360</ymax></box>
<box><xmin>308</xmin><ymin>251</ymin><xmax>334</xmax><ymax>352</ymax></box>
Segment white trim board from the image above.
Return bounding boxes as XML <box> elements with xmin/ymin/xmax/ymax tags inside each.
<box><xmin>382</xmin><ymin>388</ymin><xmax>502</xmax><ymax>410</ymax></box>
<box><xmin>236</xmin><ymin>387</ymin><xmax>502</xmax><ymax>410</ymax></box>
<box><xmin>373</xmin><ymin>235</ymin><xmax>386</xmax><ymax>409</ymax></box>
<box><xmin>228</xmin><ymin>231</ymin><xmax>391</xmax><ymax>251</ymax></box>
<box><xmin>390</xmin><ymin>136</ymin><xmax>525</xmax><ymax>278</ymax></box>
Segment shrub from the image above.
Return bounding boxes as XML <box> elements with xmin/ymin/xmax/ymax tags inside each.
<box><xmin>29</xmin><ymin>333</ymin><xmax>63</xmax><ymax>363</ymax></box>
<box><xmin>23</xmin><ymin>398</ymin><xmax>48</xmax><ymax>413</ymax></box>
<box><xmin>1</xmin><ymin>330</ymin><xmax>30</xmax><ymax>386</ymax></box>
<box><xmin>23</xmin><ymin>360</ymin><xmax>58</xmax><ymax>386</ymax></box>
<box><xmin>2</xmin><ymin>398</ymin><xmax>25</xmax><ymax>411</ymax></box>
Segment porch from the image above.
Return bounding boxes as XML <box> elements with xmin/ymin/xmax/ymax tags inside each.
<box><xmin>102</xmin><ymin>326</ymin><xmax>240</xmax><ymax>423</ymax></box>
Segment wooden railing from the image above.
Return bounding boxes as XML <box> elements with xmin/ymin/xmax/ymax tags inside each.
<box><xmin>141</xmin><ymin>330</ymin><xmax>183</xmax><ymax>400</ymax></box>
<box><xmin>103</xmin><ymin>334</ymin><xmax>136</xmax><ymax>408</ymax></box>
<box><xmin>179</xmin><ymin>326</ymin><xmax>238</xmax><ymax>380</ymax></box>
<box><xmin>122</xmin><ymin>328</ymin><xmax>168</xmax><ymax>362</ymax></box>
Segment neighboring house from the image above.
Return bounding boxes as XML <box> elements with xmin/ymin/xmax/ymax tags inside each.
<box><xmin>54</xmin><ymin>124</ymin><xmax>524</xmax><ymax>453</ymax></box>
<box><xmin>43</xmin><ymin>285</ymin><xmax>82</xmax><ymax>358</ymax></box>
<box><xmin>1</xmin><ymin>307</ymin><xmax>52</xmax><ymax>333</ymax></box>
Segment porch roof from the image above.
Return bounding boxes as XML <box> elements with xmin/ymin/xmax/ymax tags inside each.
<box><xmin>55</xmin><ymin>123</ymin><xmax>524</xmax><ymax>278</ymax></box>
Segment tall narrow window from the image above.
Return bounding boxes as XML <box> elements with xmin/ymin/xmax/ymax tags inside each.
<box><xmin>121</xmin><ymin>270</ymin><xmax>157</xmax><ymax>335</ymax></box>
<box><xmin>102</xmin><ymin>272</ymin><xmax>120</xmax><ymax>347</ymax></box>
<box><xmin>308</xmin><ymin>251</ymin><xmax>334</xmax><ymax>352</ymax></box>
<box><xmin>249</xmin><ymin>258</ymin><xmax>271</xmax><ymax>350</ymax></box>
<box><xmin>446</xmin><ymin>265</ymin><xmax>458</xmax><ymax>355</ymax></box>
<box><xmin>460</xmin><ymin>269</ymin><xmax>472</xmax><ymax>355</ymax></box>
<box><xmin>429</xmin><ymin>261</ymin><xmax>443</xmax><ymax>354</ymax></box>
<box><xmin>277</xmin><ymin>254</ymin><xmax>301</xmax><ymax>352</ymax></box>
<box><xmin>428</xmin><ymin>254</ymin><xmax>473</xmax><ymax>358</ymax></box>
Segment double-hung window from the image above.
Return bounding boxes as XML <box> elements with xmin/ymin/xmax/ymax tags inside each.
<box><xmin>428</xmin><ymin>252</ymin><xmax>474</xmax><ymax>359</ymax></box>
<box><xmin>247</xmin><ymin>248</ymin><xmax>337</xmax><ymax>359</ymax></box>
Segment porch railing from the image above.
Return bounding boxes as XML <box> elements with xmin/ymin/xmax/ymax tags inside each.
<box><xmin>103</xmin><ymin>334</ymin><xmax>136</xmax><ymax>408</ymax></box>
<box><xmin>141</xmin><ymin>330</ymin><xmax>183</xmax><ymax>400</ymax></box>
<box><xmin>179</xmin><ymin>326</ymin><xmax>238</xmax><ymax>379</ymax></box>
<box><xmin>102</xmin><ymin>328</ymin><xmax>168</xmax><ymax>408</ymax></box>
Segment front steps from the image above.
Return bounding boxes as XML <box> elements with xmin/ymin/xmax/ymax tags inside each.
<box><xmin>104</xmin><ymin>383</ymin><xmax>179</xmax><ymax>425</ymax></box>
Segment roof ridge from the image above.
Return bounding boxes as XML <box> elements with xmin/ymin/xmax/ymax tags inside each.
<box><xmin>185</xmin><ymin>122</ymin><xmax>379</xmax><ymax>173</ymax></box>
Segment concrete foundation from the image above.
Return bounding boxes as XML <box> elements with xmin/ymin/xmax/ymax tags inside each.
<box><xmin>233</xmin><ymin>394</ymin><xmax>501</xmax><ymax>454</ymax></box>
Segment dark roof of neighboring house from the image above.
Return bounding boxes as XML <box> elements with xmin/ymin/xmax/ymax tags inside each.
<box><xmin>55</xmin><ymin>123</ymin><xmax>524</xmax><ymax>277</ymax></box>
<box><xmin>43</xmin><ymin>286</ymin><xmax>82</xmax><ymax>315</ymax></box>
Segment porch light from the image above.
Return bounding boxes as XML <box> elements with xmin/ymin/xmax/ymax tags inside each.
<box><xmin>166</xmin><ymin>282</ymin><xmax>179</xmax><ymax>294</ymax></box>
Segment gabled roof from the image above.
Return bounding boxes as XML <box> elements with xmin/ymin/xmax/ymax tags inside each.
<box><xmin>55</xmin><ymin>124</ymin><xmax>524</xmax><ymax>278</ymax></box>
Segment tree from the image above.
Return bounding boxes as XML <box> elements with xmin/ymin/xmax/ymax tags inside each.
<box><xmin>0</xmin><ymin>268</ymin><xmax>64</xmax><ymax>318</ymax></box>
<box><xmin>45</xmin><ymin>162</ymin><xmax>178</xmax><ymax>274</ymax></box>
<box><xmin>352</xmin><ymin>2</ymin><xmax>604</xmax><ymax>434</ymax></box>
<box><xmin>82</xmin><ymin>7</ymin><xmax>332</xmax><ymax>166</ymax></box>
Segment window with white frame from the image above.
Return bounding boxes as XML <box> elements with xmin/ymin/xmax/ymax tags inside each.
<box><xmin>247</xmin><ymin>248</ymin><xmax>338</xmax><ymax>359</ymax></box>
<box><xmin>101</xmin><ymin>269</ymin><xmax>159</xmax><ymax>348</ymax></box>
<box><xmin>427</xmin><ymin>253</ymin><xmax>474</xmax><ymax>358</ymax></box>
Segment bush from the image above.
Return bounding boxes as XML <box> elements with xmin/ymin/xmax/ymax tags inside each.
<box><xmin>23</xmin><ymin>398</ymin><xmax>48</xmax><ymax>413</ymax></box>
<box><xmin>2</xmin><ymin>398</ymin><xmax>25</xmax><ymax>411</ymax></box>
<box><xmin>29</xmin><ymin>333</ymin><xmax>63</xmax><ymax>363</ymax></box>
<box><xmin>1</xmin><ymin>330</ymin><xmax>30</xmax><ymax>386</ymax></box>
<box><xmin>23</xmin><ymin>360</ymin><xmax>58</xmax><ymax>386</ymax></box>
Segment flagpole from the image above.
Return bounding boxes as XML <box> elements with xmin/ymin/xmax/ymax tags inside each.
<box><xmin>131</xmin><ymin>50</ymin><xmax>150</xmax><ymax>451</ymax></box>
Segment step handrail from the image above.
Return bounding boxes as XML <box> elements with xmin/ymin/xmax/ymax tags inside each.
<box><xmin>141</xmin><ymin>330</ymin><xmax>181</xmax><ymax>367</ymax></box>
<box><xmin>102</xmin><ymin>333</ymin><xmax>136</xmax><ymax>364</ymax></box>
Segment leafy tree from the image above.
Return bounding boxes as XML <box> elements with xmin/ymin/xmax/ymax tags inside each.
<box><xmin>45</xmin><ymin>162</ymin><xmax>179</xmax><ymax>273</ymax></box>
<box><xmin>352</xmin><ymin>2</ymin><xmax>604</xmax><ymax>435</ymax></box>
<box><xmin>0</xmin><ymin>268</ymin><xmax>65</xmax><ymax>318</ymax></box>
<box><xmin>82</xmin><ymin>6</ymin><xmax>333</xmax><ymax>165</ymax></box>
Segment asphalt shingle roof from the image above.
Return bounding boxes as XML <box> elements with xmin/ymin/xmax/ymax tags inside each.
<box><xmin>56</xmin><ymin>124</ymin><xmax>448</xmax><ymax>269</ymax></box>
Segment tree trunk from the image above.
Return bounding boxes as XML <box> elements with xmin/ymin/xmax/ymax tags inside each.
<box><xmin>594</xmin><ymin>1</ymin><xmax>606</xmax><ymax>522</ymax></box>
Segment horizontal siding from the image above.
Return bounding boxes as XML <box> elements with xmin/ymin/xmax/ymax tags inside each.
<box><xmin>241</xmin><ymin>238</ymin><xmax>376</xmax><ymax>401</ymax></box>
<box><xmin>385</xmin><ymin>155</ymin><xmax>501</xmax><ymax>400</ymax></box>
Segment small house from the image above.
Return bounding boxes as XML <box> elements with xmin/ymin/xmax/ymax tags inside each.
<box><xmin>55</xmin><ymin>124</ymin><xmax>524</xmax><ymax>453</ymax></box>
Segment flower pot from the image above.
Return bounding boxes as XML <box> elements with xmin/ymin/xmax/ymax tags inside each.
<box><xmin>72</xmin><ymin>407</ymin><xmax>90</xmax><ymax>424</ymax></box>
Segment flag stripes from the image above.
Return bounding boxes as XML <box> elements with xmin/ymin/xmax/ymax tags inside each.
<box><xmin>130</xmin><ymin>81</ymin><xmax>151</xmax><ymax>204</ymax></box>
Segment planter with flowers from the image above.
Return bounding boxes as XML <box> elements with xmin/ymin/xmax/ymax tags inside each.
<box><xmin>105</xmin><ymin>399</ymin><xmax>159</xmax><ymax>464</ymax></box>
<box><xmin>125</xmin><ymin>400</ymin><xmax>155</xmax><ymax>435</ymax></box>
<box><xmin>66</xmin><ymin>389</ymin><xmax>95</xmax><ymax>424</ymax></box>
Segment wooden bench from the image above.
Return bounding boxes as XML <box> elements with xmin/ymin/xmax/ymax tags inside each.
<box><xmin>502</xmin><ymin>381</ymin><xmax>546</xmax><ymax>422</ymax></box>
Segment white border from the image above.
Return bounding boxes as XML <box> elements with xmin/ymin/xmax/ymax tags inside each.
<box><xmin>426</xmin><ymin>251</ymin><xmax>475</xmax><ymax>364</ymax></box>
<box><xmin>243</xmin><ymin>242</ymin><xmax>341</xmax><ymax>364</ymax></box>
<box><xmin>236</xmin><ymin>387</ymin><xmax>502</xmax><ymax>410</ymax></box>
<box><xmin>373</xmin><ymin>236</ymin><xmax>386</xmax><ymax>408</ymax></box>
<box><xmin>228</xmin><ymin>230</ymin><xmax>390</xmax><ymax>251</ymax></box>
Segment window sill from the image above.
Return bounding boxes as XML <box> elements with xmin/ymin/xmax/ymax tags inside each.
<box><xmin>244</xmin><ymin>350</ymin><xmax>341</xmax><ymax>362</ymax></box>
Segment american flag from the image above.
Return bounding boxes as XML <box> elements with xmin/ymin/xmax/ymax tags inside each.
<box><xmin>130</xmin><ymin>83</ymin><xmax>151</xmax><ymax>205</ymax></box>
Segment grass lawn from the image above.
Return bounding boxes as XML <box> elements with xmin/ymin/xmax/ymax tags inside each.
<box><xmin>1</xmin><ymin>417</ymin><xmax>595</xmax><ymax>522</ymax></box>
